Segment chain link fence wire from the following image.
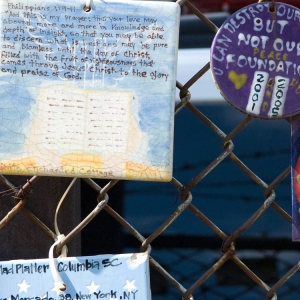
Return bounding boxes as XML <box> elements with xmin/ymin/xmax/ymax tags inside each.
<box><xmin>0</xmin><ymin>0</ymin><xmax>299</xmax><ymax>299</ymax></box>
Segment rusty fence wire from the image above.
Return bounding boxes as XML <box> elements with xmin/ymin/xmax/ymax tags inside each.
<box><xmin>0</xmin><ymin>0</ymin><xmax>299</xmax><ymax>299</ymax></box>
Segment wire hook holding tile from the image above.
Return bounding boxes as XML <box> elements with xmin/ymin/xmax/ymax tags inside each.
<box><xmin>48</xmin><ymin>178</ymin><xmax>77</xmax><ymax>292</ymax></box>
<box><xmin>53</xmin><ymin>178</ymin><xmax>77</xmax><ymax>257</ymax></box>
<box><xmin>54</xmin><ymin>178</ymin><xmax>77</xmax><ymax>237</ymax></box>
<box><xmin>49</xmin><ymin>236</ymin><xmax>67</xmax><ymax>292</ymax></box>
<box><xmin>258</xmin><ymin>0</ymin><xmax>275</xmax><ymax>12</ymax></box>
<box><xmin>84</xmin><ymin>0</ymin><xmax>91</xmax><ymax>12</ymax></box>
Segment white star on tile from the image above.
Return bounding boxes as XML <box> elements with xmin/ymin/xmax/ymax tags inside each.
<box><xmin>123</xmin><ymin>280</ymin><xmax>137</xmax><ymax>292</ymax></box>
<box><xmin>86</xmin><ymin>281</ymin><xmax>100</xmax><ymax>294</ymax></box>
<box><xmin>18</xmin><ymin>280</ymin><xmax>31</xmax><ymax>293</ymax></box>
<box><xmin>51</xmin><ymin>282</ymin><xmax>65</xmax><ymax>296</ymax></box>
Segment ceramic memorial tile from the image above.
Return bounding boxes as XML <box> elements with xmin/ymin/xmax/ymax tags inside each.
<box><xmin>211</xmin><ymin>2</ymin><xmax>300</xmax><ymax>119</ymax></box>
<box><xmin>0</xmin><ymin>253</ymin><xmax>151</xmax><ymax>299</ymax></box>
<box><xmin>0</xmin><ymin>0</ymin><xmax>180</xmax><ymax>181</ymax></box>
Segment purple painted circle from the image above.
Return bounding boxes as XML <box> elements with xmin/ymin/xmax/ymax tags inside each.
<box><xmin>211</xmin><ymin>2</ymin><xmax>300</xmax><ymax>119</ymax></box>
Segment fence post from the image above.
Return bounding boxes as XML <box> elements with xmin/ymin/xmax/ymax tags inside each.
<box><xmin>0</xmin><ymin>176</ymin><xmax>81</xmax><ymax>260</ymax></box>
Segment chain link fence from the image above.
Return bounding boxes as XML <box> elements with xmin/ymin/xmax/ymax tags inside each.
<box><xmin>0</xmin><ymin>0</ymin><xmax>298</xmax><ymax>299</ymax></box>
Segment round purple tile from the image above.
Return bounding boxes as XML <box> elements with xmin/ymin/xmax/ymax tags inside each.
<box><xmin>211</xmin><ymin>2</ymin><xmax>300</xmax><ymax>119</ymax></box>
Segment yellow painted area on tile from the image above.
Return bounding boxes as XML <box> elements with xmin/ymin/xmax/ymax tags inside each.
<box><xmin>61</xmin><ymin>153</ymin><xmax>102</xmax><ymax>166</ymax></box>
<box><xmin>60</xmin><ymin>153</ymin><xmax>113</xmax><ymax>177</ymax></box>
<box><xmin>0</xmin><ymin>158</ymin><xmax>38</xmax><ymax>175</ymax></box>
<box><xmin>125</xmin><ymin>162</ymin><xmax>171</xmax><ymax>182</ymax></box>
<box><xmin>228</xmin><ymin>70</ymin><xmax>248</xmax><ymax>90</ymax></box>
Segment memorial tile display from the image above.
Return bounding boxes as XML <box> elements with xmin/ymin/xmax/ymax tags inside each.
<box><xmin>211</xmin><ymin>2</ymin><xmax>300</xmax><ymax>119</ymax></box>
<box><xmin>0</xmin><ymin>0</ymin><xmax>180</xmax><ymax>181</ymax></box>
